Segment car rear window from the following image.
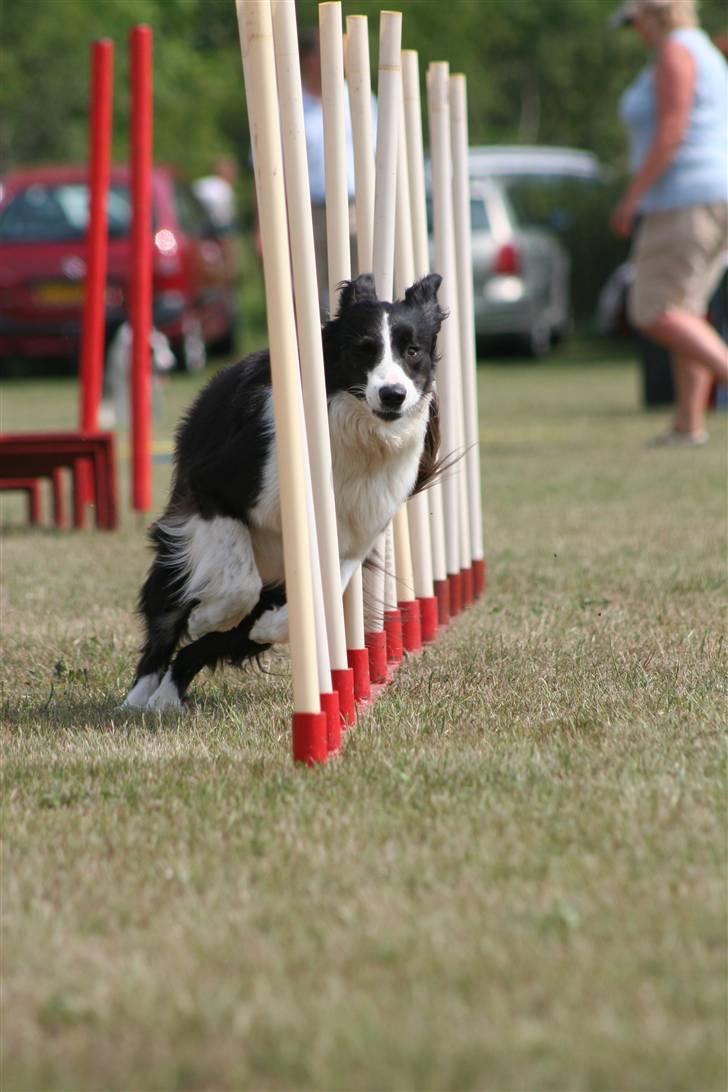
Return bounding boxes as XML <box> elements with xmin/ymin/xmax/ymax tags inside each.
<box><xmin>0</xmin><ymin>182</ymin><xmax>132</xmax><ymax>243</ymax></box>
<box><xmin>426</xmin><ymin>197</ymin><xmax>491</xmax><ymax>234</ymax></box>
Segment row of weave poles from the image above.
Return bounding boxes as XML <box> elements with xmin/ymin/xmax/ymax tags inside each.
<box><xmin>235</xmin><ymin>1</ymin><xmax>485</xmax><ymax>763</ymax></box>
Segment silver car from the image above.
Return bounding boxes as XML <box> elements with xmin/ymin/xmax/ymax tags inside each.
<box><xmin>469</xmin><ymin>177</ymin><xmax>571</xmax><ymax>357</ymax></box>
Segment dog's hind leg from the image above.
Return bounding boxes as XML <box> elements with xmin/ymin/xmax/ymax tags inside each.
<box><xmin>146</xmin><ymin>585</ymin><xmax>286</xmax><ymax>711</ymax></box>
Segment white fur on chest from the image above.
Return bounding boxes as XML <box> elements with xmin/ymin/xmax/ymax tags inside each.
<box><xmin>327</xmin><ymin>391</ymin><xmax>429</xmax><ymax>562</ymax></box>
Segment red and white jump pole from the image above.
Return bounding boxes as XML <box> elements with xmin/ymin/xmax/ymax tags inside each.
<box><xmin>236</xmin><ymin>0</ymin><xmax>327</xmax><ymax>764</ymax></box>
<box><xmin>403</xmin><ymin>50</ymin><xmax>449</xmax><ymax>628</ymax></box>
<box><xmin>319</xmin><ymin>1</ymin><xmax>372</xmax><ymax>706</ymax></box>
<box><xmin>129</xmin><ymin>25</ymin><xmax>153</xmax><ymax>514</ymax></box>
<box><xmin>79</xmin><ymin>39</ymin><xmax>113</xmax><ymax>440</ymax></box>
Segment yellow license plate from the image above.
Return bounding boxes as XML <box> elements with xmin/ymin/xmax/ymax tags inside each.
<box><xmin>35</xmin><ymin>282</ymin><xmax>84</xmax><ymax>305</ymax></box>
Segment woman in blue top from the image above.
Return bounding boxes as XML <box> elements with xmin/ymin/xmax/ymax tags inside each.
<box><xmin>611</xmin><ymin>0</ymin><xmax>728</xmax><ymax>445</ymax></box>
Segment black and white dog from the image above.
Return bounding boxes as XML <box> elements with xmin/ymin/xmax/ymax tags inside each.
<box><xmin>123</xmin><ymin>272</ymin><xmax>444</xmax><ymax>712</ymax></box>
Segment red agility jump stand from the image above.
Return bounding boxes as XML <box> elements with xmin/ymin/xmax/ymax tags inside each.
<box><xmin>0</xmin><ymin>432</ymin><xmax>118</xmax><ymax>531</ymax></box>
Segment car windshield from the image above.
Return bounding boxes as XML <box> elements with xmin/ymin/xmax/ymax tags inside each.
<box><xmin>0</xmin><ymin>182</ymin><xmax>132</xmax><ymax>243</ymax></box>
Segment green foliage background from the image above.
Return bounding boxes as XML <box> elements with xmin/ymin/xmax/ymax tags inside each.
<box><xmin>2</xmin><ymin>0</ymin><xmax>725</xmax><ymax>176</ymax></box>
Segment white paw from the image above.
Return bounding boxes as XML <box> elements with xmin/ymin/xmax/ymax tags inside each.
<box><xmin>122</xmin><ymin>673</ymin><xmax>160</xmax><ymax>709</ymax></box>
<box><xmin>144</xmin><ymin>670</ymin><xmax>185</xmax><ymax>713</ymax></box>
<box><xmin>249</xmin><ymin>604</ymin><xmax>289</xmax><ymax>645</ymax></box>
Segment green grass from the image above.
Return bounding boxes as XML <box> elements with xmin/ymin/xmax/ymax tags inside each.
<box><xmin>1</xmin><ymin>343</ymin><xmax>726</xmax><ymax>1092</ymax></box>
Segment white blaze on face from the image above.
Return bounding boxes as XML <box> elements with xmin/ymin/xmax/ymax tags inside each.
<box><xmin>365</xmin><ymin>313</ymin><xmax>420</xmax><ymax>415</ymax></box>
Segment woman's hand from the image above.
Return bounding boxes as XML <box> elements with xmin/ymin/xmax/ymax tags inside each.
<box><xmin>610</xmin><ymin>195</ymin><xmax>638</xmax><ymax>238</ymax></box>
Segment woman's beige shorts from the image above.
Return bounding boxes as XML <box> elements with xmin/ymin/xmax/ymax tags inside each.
<box><xmin>628</xmin><ymin>202</ymin><xmax>728</xmax><ymax>328</ymax></box>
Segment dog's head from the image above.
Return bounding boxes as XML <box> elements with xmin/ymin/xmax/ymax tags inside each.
<box><xmin>323</xmin><ymin>273</ymin><xmax>445</xmax><ymax>422</ymax></box>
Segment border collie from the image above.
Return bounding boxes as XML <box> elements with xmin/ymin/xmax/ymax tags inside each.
<box><xmin>123</xmin><ymin>272</ymin><xmax>444</xmax><ymax>712</ymax></box>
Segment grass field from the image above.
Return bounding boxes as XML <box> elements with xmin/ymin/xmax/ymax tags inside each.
<box><xmin>1</xmin><ymin>342</ymin><xmax>726</xmax><ymax>1092</ymax></box>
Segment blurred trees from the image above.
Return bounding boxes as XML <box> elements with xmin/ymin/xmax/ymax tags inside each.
<box><xmin>2</xmin><ymin>0</ymin><xmax>725</xmax><ymax>176</ymax></box>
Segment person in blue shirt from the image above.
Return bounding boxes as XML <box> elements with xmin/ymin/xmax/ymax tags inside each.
<box><xmin>611</xmin><ymin>0</ymin><xmax>728</xmax><ymax>445</ymax></box>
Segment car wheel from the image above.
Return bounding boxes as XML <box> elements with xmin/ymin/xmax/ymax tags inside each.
<box><xmin>525</xmin><ymin>317</ymin><xmax>552</xmax><ymax>359</ymax></box>
<box><xmin>173</xmin><ymin>319</ymin><xmax>207</xmax><ymax>372</ymax></box>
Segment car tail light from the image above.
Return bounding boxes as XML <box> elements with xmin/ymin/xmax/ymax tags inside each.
<box><xmin>493</xmin><ymin>242</ymin><xmax>520</xmax><ymax>276</ymax></box>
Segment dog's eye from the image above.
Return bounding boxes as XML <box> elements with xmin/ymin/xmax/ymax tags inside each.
<box><xmin>406</xmin><ymin>345</ymin><xmax>422</xmax><ymax>360</ymax></box>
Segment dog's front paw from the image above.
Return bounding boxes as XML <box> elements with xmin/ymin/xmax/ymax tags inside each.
<box><xmin>144</xmin><ymin>670</ymin><xmax>185</xmax><ymax>713</ymax></box>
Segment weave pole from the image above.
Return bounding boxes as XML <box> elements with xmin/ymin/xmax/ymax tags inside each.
<box><xmin>403</xmin><ymin>50</ymin><xmax>449</xmax><ymax>627</ymax></box>
<box><xmin>271</xmin><ymin>0</ymin><xmax>354</xmax><ymax>741</ymax></box>
<box><xmin>236</xmin><ymin>0</ymin><xmax>327</xmax><ymax>764</ymax></box>
<box><xmin>450</xmin><ymin>73</ymin><xmax>485</xmax><ymax>599</ymax></box>
<box><xmin>395</xmin><ymin>91</ymin><xmax>433</xmax><ymax>647</ymax></box>
<box><xmin>369</xmin><ymin>10</ymin><xmax>403</xmax><ymax>667</ymax></box>
<box><xmin>79</xmin><ymin>39</ymin><xmax>113</xmax><ymax>439</ymax></box>
<box><xmin>319</xmin><ymin>2</ymin><xmax>372</xmax><ymax>707</ymax></box>
<box><xmin>428</xmin><ymin>61</ymin><xmax>470</xmax><ymax>617</ymax></box>
<box><xmin>129</xmin><ymin>25</ymin><xmax>153</xmax><ymax>514</ymax></box>
<box><xmin>345</xmin><ymin>13</ymin><xmax>389</xmax><ymax>685</ymax></box>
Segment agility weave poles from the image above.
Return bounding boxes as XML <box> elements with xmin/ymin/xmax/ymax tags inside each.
<box><xmin>270</xmin><ymin>0</ymin><xmax>355</xmax><ymax>742</ymax></box>
<box><xmin>236</xmin><ymin>0</ymin><xmax>328</xmax><ymax>764</ymax></box>
<box><xmin>129</xmin><ymin>25</ymin><xmax>153</xmax><ymax>514</ymax></box>
<box><xmin>450</xmin><ymin>73</ymin><xmax>485</xmax><ymax>599</ymax></box>
<box><xmin>319</xmin><ymin>2</ymin><xmax>372</xmax><ymax>706</ymax></box>
<box><xmin>402</xmin><ymin>50</ymin><xmax>450</xmax><ymax>628</ymax></box>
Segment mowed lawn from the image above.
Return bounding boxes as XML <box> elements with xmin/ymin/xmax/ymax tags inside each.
<box><xmin>1</xmin><ymin>344</ymin><xmax>726</xmax><ymax>1092</ymax></box>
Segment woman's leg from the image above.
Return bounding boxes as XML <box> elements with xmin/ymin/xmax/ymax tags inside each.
<box><xmin>671</xmin><ymin>354</ymin><xmax>713</xmax><ymax>435</ymax></box>
<box><xmin>644</xmin><ymin>309</ymin><xmax>728</xmax><ymax>382</ymax></box>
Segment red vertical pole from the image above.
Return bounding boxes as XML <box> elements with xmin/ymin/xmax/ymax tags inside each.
<box><xmin>129</xmin><ymin>25</ymin><xmax>153</xmax><ymax>513</ymax></box>
<box><xmin>79</xmin><ymin>39</ymin><xmax>113</xmax><ymax>435</ymax></box>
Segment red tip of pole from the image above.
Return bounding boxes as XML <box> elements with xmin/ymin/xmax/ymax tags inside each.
<box><xmin>292</xmin><ymin>711</ymin><xmax>328</xmax><ymax>765</ymax></box>
<box><xmin>399</xmin><ymin>599</ymin><xmax>422</xmax><ymax>653</ymax></box>
<box><xmin>461</xmin><ymin>566</ymin><xmax>474</xmax><ymax>606</ymax></box>
<box><xmin>331</xmin><ymin>667</ymin><xmax>356</xmax><ymax>726</ymax></box>
<box><xmin>384</xmin><ymin>608</ymin><xmax>403</xmax><ymax>664</ymax></box>
<box><xmin>434</xmin><ymin>578</ymin><xmax>450</xmax><ymax>627</ymax></box>
<box><xmin>418</xmin><ymin>596</ymin><xmax>439</xmax><ymax>643</ymax></box>
<box><xmin>448</xmin><ymin>571</ymin><xmax>463</xmax><ymax>617</ymax></box>
<box><xmin>347</xmin><ymin>647</ymin><xmax>371</xmax><ymax>704</ymax></box>
<box><xmin>365</xmin><ymin>630</ymin><xmax>388</xmax><ymax>684</ymax></box>
<box><xmin>319</xmin><ymin>691</ymin><xmax>341</xmax><ymax>754</ymax></box>
<box><xmin>472</xmin><ymin>558</ymin><xmax>486</xmax><ymax>598</ymax></box>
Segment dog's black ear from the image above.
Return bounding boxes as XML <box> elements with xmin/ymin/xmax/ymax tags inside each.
<box><xmin>404</xmin><ymin>273</ymin><xmax>446</xmax><ymax>329</ymax></box>
<box><xmin>337</xmin><ymin>273</ymin><xmax>378</xmax><ymax>312</ymax></box>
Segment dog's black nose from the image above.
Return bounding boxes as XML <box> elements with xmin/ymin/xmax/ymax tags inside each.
<box><xmin>379</xmin><ymin>384</ymin><xmax>406</xmax><ymax>409</ymax></box>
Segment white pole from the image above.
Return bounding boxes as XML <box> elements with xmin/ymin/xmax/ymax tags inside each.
<box><xmin>368</xmin><ymin>10</ymin><xmax>403</xmax><ymax>662</ymax></box>
<box><xmin>402</xmin><ymin>50</ymin><xmax>448</xmax><ymax>624</ymax></box>
<box><xmin>320</xmin><ymin>1</ymin><xmax>371</xmax><ymax>702</ymax></box>
<box><xmin>428</xmin><ymin>60</ymin><xmax>469</xmax><ymax>614</ymax></box>
<box><xmin>395</xmin><ymin>91</ymin><xmax>433</xmax><ymax>606</ymax></box>
<box><xmin>235</xmin><ymin>0</ymin><xmax>325</xmax><ymax>761</ymax></box>
<box><xmin>271</xmin><ymin>0</ymin><xmax>353</xmax><ymax>741</ymax></box>
<box><xmin>341</xmin><ymin>12</ymin><xmax>373</xmax><ymax>671</ymax></box>
<box><xmin>450</xmin><ymin>73</ymin><xmax>484</xmax><ymax>585</ymax></box>
<box><xmin>320</xmin><ymin>2</ymin><xmax>352</xmax><ymax>312</ymax></box>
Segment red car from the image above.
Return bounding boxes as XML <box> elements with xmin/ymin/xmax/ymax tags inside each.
<box><xmin>0</xmin><ymin>164</ymin><xmax>238</xmax><ymax>369</ymax></box>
